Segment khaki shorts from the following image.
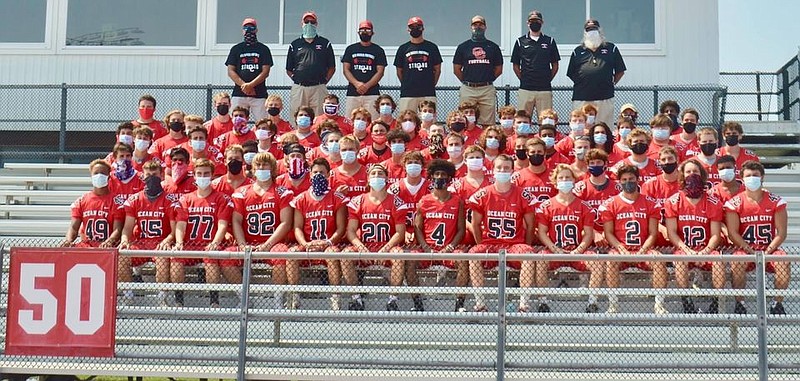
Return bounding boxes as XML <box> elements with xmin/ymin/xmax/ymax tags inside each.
<box><xmin>517</xmin><ymin>89</ymin><xmax>553</xmax><ymax>122</ymax></box>
<box><xmin>290</xmin><ymin>84</ymin><xmax>328</xmax><ymax>124</ymax></box>
<box><xmin>345</xmin><ymin>95</ymin><xmax>380</xmax><ymax>121</ymax></box>
<box><xmin>459</xmin><ymin>84</ymin><xmax>497</xmax><ymax>126</ymax></box>
<box><xmin>572</xmin><ymin>98</ymin><xmax>615</xmax><ymax>127</ymax></box>
<box><xmin>398</xmin><ymin>96</ymin><xmax>438</xmax><ymax>114</ymax></box>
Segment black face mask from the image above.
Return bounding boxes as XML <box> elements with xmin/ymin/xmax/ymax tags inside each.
<box><xmin>216</xmin><ymin>104</ymin><xmax>229</xmax><ymax>116</ymax></box>
<box><xmin>244</xmin><ymin>31</ymin><xmax>257</xmax><ymax>45</ymax></box>
<box><xmin>267</xmin><ymin>107</ymin><xmax>280</xmax><ymax>117</ymax></box>
<box><xmin>529</xmin><ymin>22</ymin><xmax>542</xmax><ymax>32</ymax></box>
<box><xmin>660</xmin><ymin>162</ymin><xmax>678</xmax><ymax>175</ymax></box>
<box><xmin>409</xmin><ymin>28</ymin><xmax>423</xmax><ymax>38</ymax></box>
<box><xmin>144</xmin><ymin>176</ymin><xmax>163</xmax><ymax>199</ymax></box>
<box><xmin>515</xmin><ymin>149</ymin><xmax>528</xmax><ymax>160</ymax></box>
<box><xmin>682</xmin><ymin>122</ymin><xmax>696</xmax><ymax>134</ymax></box>
<box><xmin>630</xmin><ymin>142</ymin><xmax>649</xmax><ymax>155</ymax></box>
<box><xmin>169</xmin><ymin>122</ymin><xmax>184</xmax><ymax>132</ymax></box>
<box><xmin>450</xmin><ymin>122</ymin><xmax>466</xmax><ymax>133</ymax></box>
<box><xmin>359</xmin><ymin>33</ymin><xmax>372</xmax><ymax>42</ymax></box>
<box><xmin>529</xmin><ymin>153</ymin><xmax>545</xmax><ymax>166</ymax></box>
<box><xmin>700</xmin><ymin>143</ymin><xmax>717</xmax><ymax>156</ymax></box>
<box><xmin>725</xmin><ymin>135</ymin><xmax>739</xmax><ymax>146</ymax></box>
<box><xmin>433</xmin><ymin>177</ymin><xmax>449</xmax><ymax>190</ymax></box>
<box><xmin>227</xmin><ymin>159</ymin><xmax>243</xmax><ymax>175</ymax></box>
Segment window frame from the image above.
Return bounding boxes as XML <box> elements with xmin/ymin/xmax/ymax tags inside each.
<box><xmin>0</xmin><ymin>0</ymin><xmax>56</xmax><ymax>53</ymax></box>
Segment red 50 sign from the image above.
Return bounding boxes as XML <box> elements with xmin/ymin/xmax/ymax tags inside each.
<box><xmin>5</xmin><ymin>247</ymin><xmax>117</xmax><ymax>357</ymax></box>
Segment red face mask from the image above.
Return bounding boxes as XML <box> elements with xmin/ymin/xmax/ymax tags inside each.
<box><xmin>372</xmin><ymin>134</ymin><xmax>387</xmax><ymax>145</ymax></box>
<box><xmin>139</xmin><ymin>108</ymin><xmax>155</xmax><ymax>120</ymax></box>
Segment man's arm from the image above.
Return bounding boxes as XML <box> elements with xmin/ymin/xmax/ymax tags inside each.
<box><xmin>613</xmin><ymin>71</ymin><xmax>625</xmax><ymax>85</ymax></box>
<box><xmin>433</xmin><ymin>64</ymin><xmax>442</xmax><ymax>86</ymax></box>
<box><xmin>550</xmin><ymin>61</ymin><xmax>559</xmax><ymax>80</ymax></box>
<box><xmin>453</xmin><ymin>63</ymin><xmax>464</xmax><ymax>82</ymax></box>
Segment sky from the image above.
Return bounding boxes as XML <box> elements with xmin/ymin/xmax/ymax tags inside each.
<box><xmin>719</xmin><ymin>0</ymin><xmax>800</xmax><ymax>72</ymax></box>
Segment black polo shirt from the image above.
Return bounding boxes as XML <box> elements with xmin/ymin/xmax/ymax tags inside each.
<box><xmin>341</xmin><ymin>42</ymin><xmax>388</xmax><ymax>96</ymax></box>
<box><xmin>225</xmin><ymin>41</ymin><xmax>274</xmax><ymax>98</ymax></box>
<box><xmin>566</xmin><ymin>42</ymin><xmax>626</xmax><ymax>101</ymax></box>
<box><xmin>286</xmin><ymin>36</ymin><xmax>336</xmax><ymax>86</ymax></box>
<box><xmin>393</xmin><ymin>40</ymin><xmax>443</xmax><ymax>98</ymax></box>
<box><xmin>453</xmin><ymin>38</ymin><xmax>503</xmax><ymax>84</ymax></box>
<box><xmin>510</xmin><ymin>33</ymin><xmax>560</xmax><ymax>91</ymax></box>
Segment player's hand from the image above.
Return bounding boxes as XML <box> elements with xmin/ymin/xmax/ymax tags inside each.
<box><xmin>173</xmin><ymin>242</ymin><xmax>184</xmax><ymax>251</ymax></box>
<box><xmin>238</xmin><ymin>243</ymin><xmax>251</xmax><ymax>252</ymax></box>
<box><xmin>205</xmin><ymin>242</ymin><xmax>220</xmax><ymax>252</ymax></box>
<box><xmin>59</xmin><ymin>239</ymin><xmax>73</xmax><ymax>248</ymax></box>
<box><xmin>156</xmin><ymin>238</ymin><xmax>173</xmax><ymax>251</ymax></box>
<box><xmin>356</xmin><ymin>83</ymin><xmax>369</xmax><ymax>95</ymax></box>
<box><xmin>335</xmin><ymin>184</ymin><xmax>350</xmax><ymax>194</ymax></box>
<box><xmin>118</xmin><ymin>241</ymin><xmax>130</xmax><ymax>250</ymax></box>
<box><xmin>241</xmin><ymin>82</ymin><xmax>255</xmax><ymax>96</ymax></box>
<box><xmin>617</xmin><ymin>246</ymin><xmax>630</xmax><ymax>255</ymax></box>
<box><xmin>307</xmin><ymin>240</ymin><xmax>327</xmax><ymax>251</ymax></box>
<box><xmin>99</xmin><ymin>239</ymin><xmax>115</xmax><ymax>249</ymax></box>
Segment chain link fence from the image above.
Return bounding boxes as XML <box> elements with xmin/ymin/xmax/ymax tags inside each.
<box><xmin>720</xmin><ymin>54</ymin><xmax>800</xmax><ymax>122</ymax></box>
<box><xmin>1</xmin><ymin>237</ymin><xmax>800</xmax><ymax>380</ymax></box>
<box><xmin>0</xmin><ymin>84</ymin><xmax>726</xmax><ymax>164</ymax></box>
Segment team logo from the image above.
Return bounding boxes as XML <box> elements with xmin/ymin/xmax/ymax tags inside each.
<box><xmin>472</xmin><ymin>47</ymin><xmax>486</xmax><ymax>60</ymax></box>
<box><xmin>540</xmin><ymin>43</ymin><xmax>548</xmax><ymax>49</ymax></box>
<box><xmin>600</xmin><ymin>49</ymin><xmax>609</xmax><ymax>54</ymax></box>
<box><xmin>315</xmin><ymin>45</ymin><xmax>323</xmax><ymax>50</ymax></box>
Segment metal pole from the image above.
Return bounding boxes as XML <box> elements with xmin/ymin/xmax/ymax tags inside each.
<box><xmin>206</xmin><ymin>84</ymin><xmax>214</xmax><ymax>121</ymax></box>
<box><xmin>652</xmin><ymin>85</ymin><xmax>659</xmax><ymax>123</ymax></box>
<box><xmin>496</xmin><ymin>249</ymin><xmax>507</xmax><ymax>381</ymax></box>
<box><xmin>756</xmin><ymin>73</ymin><xmax>763</xmax><ymax>121</ymax></box>
<box><xmin>236</xmin><ymin>247</ymin><xmax>252</xmax><ymax>381</ymax></box>
<box><xmin>504</xmin><ymin>84</ymin><xmax>511</xmax><ymax>107</ymax></box>
<box><xmin>781</xmin><ymin>69</ymin><xmax>791</xmax><ymax>120</ymax></box>
<box><xmin>59</xmin><ymin>83</ymin><xmax>68</xmax><ymax>163</ymax></box>
<box><xmin>755</xmin><ymin>251</ymin><xmax>768</xmax><ymax>381</ymax></box>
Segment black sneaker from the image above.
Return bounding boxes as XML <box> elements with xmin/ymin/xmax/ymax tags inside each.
<box><xmin>770</xmin><ymin>301</ymin><xmax>786</xmax><ymax>315</ymax></box>
<box><xmin>585</xmin><ymin>303</ymin><xmax>599</xmax><ymax>313</ymax></box>
<box><xmin>411</xmin><ymin>296</ymin><xmax>425</xmax><ymax>312</ymax></box>
<box><xmin>455</xmin><ymin>296</ymin><xmax>466</xmax><ymax>312</ymax></box>
<box><xmin>734</xmin><ymin>301</ymin><xmax>748</xmax><ymax>315</ymax></box>
<box><xmin>682</xmin><ymin>296</ymin><xmax>698</xmax><ymax>314</ymax></box>
<box><xmin>132</xmin><ymin>274</ymin><xmax>143</xmax><ymax>283</ymax></box>
<box><xmin>348</xmin><ymin>298</ymin><xmax>365</xmax><ymax>311</ymax></box>
<box><xmin>537</xmin><ymin>303</ymin><xmax>551</xmax><ymax>313</ymax></box>
<box><xmin>708</xmin><ymin>297</ymin><xmax>719</xmax><ymax>314</ymax></box>
<box><xmin>386</xmin><ymin>299</ymin><xmax>399</xmax><ymax>311</ymax></box>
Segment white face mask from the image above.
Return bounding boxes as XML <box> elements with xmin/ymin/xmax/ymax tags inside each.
<box><xmin>134</xmin><ymin>138</ymin><xmax>150</xmax><ymax>151</ymax></box>
<box><xmin>466</xmin><ymin>115</ymin><xmax>476</xmax><ymax>124</ymax></box>
<box><xmin>255</xmin><ymin>129</ymin><xmax>272</xmax><ymax>141</ymax></box>
<box><xmin>191</xmin><ymin>140</ymin><xmax>206</xmax><ymax>152</ymax></box>
<box><xmin>447</xmin><ymin>146</ymin><xmax>463</xmax><ymax>158</ymax></box>
<box><xmin>587</xmin><ymin>115</ymin><xmax>596</xmax><ymax>124</ymax></box>
<box><xmin>718</xmin><ymin>168</ymin><xmax>735</xmax><ymax>183</ymax></box>
<box><xmin>255</xmin><ymin>169</ymin><xmax>271</xmax><ymax>181</ymax></box>
<box><xmin>341</xmin><ymin>150</ymin><xmax>357</xmax><ymax>164</ymax></box>
<box><xmin>91</xmin><ymin>173</ymin><xmax>109</xmax><ymax>188</ymax></box>
<box><xmin>353</xmin><ymin>120</ymin><xmax>368</xmax><ymax>132</ymax></box>
<box><xmin>405</xmin><ymin>163</ymin><xmax>422</xmax><ymax>177</ymax></box>
<box><xmin>420</xmin><ymin>112</ymin><xmax>435</xmax><ymax>122</ymax></box>
<box><xmin>195</xmin><ymin>176</ymin><xmax>211</xmax><ymax>190</ymax></box>
<box><xmin>401</xmin><ymin>121</ymin><xmax>416</xmax><ymax>132</ymax></box>
<box><xmin>118</xmin><ymin>135</ymin><xmax>134</xmax><ymax>146</ymax></box>
<box><xmin>466</xmin><ymin>157</ymin><xmax>484</xmax><ymax>171</ymax></box>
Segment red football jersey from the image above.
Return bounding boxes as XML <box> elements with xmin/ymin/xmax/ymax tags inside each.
<box><xmin>313</xmin><ymin>115</ymin><xmax>354</xmax><ymax>135</ymax></box>
<box><xmin>131</xmin><ymin>153</ymin><xmax>162</xmax><ymax>173</ymax></box>
<box><xmin>296</xmin><ymin>131</ymin><xmax>322</xmax><ymax>149</ymax></box>
<box><xmin>417</xmin><ymin>193</ymin><xmax>463</xmax><ymax>249</ymax></box>
<box><xmin>664</xmin><ymin>191</ymin><xmax>724</xmax><ymax>249</ymax></box>
<box><xmin>640</xmin><ymin>175</ymin><xmax>680</xmax><ymax>205</ymax></box>
<box><xmin>331</xmin><ymin>166</ymin><xmax>369</xmax><ymax>196</ymax></box>
<box><xmin>347</xmin><ymin>194</ymin><xmax>407</xmax><ymax>244</ymax></box>
<box><xmin>232</xmin><ymin>183</ymin><xmax>294</xmax><ymax>245</ymax></box>
<box><xmin>380</xmin><ymin>158</ymin><xmax>407</xmax><ymax>185</ymax></box>
<box><xmin>554</xmin><ymin>135</ymin><xmax>574</xmax><ymax>158</ymax></box>
<box><xmin>536</xmin><ymin>197</ymin><xmax>595</xmax><ymax>250</ymax></box>
<box><xmin>671</xmin><ymin>135</ymin><xmax>700</xmax><ymax>158</ymax></box>
<box><xmin>212</xmin><ymin>176</ymin><xmax>254</xmax><ymax>197</ymax></box>
<box><xmin>613</xmin><ymin>157</ymin><xmax>662</xmax><ymax>184</ymax></box>
<box><xmin>163</xmin><ymin>177</ymin><xmax>197</xmax><ymax>202</ymax></box>
<box><xmin>724</xmin><ymin>190</ymin><xmax>786</xmax><ymax>250</ymax></box>
<box><xmin>708</xmin><ymin>181</ymin><xmax>744</xmax><ymax>205</ymax></box>
<box><xmin>213</xmin><ymin>130</ymin><xmax>257</xmax><ymax>153</ymax></box>
<box><xmin>718</xmin><ymin>146</ymin><xmax>760</xmax><ymax>175</ymax></box>
<box><xmin>204</xmin><ymin>117</ymin><xmax>233</xmax><ymax>142</ymax></box>
<box><xmin>406</xmin><ymin>131</ymin><xmax>430</xmax><ymax>152</ymax></box>
<box><xmin>388</xmin><ymin>179</ymin><xmax>432</xmax><ymax>227</ymax></box>
<box><xmin>574</xmin><ymin>177</ymin><xmax>621</xmax><ymax>231</ymax></box>
<box><xmin>357</xmin><ymin>146</ymin><xmax>392</xmax><ymax>166</ymax></box>
<box><xmin>132</xmin><ymin>120</ymin><xmax>167</xmax><ymax>140</ymax></box>
<box><xmin>70</xmin><ymin>191</ymin><xmax>124</xmax><ymax>243</ymax></box>
<box><xmin>149</xmin><ymin>135</ymin><xmax>189</xmax><ymax>162</ymax></box>
<box><xmin>598</xmin><ymin>194</ymin><xmax>660</xmax><ymax>250</ymax></box>
<box><xmin>175</xmin><ymin>190</ymin><xmax>234</xmax><ymax>244</ymax></box>
<box><xmin>462</xmin><ymin>127</ymin><xmax>483</xmax><ymax>147</ymax></box>
<box><xmin>512</xmin><ymin>167</ymin><xmax>556</xmax><ymax>205</ymax></box>
<box><xmin>275</xmin><ymin>173</ymin><xmax>311</xmax><ymax>195</ymax></box>
<box><xmin>699</xmin><ymin>158</ymin><xmax>722</xmax><ymax>187</ymax></box>
<box><xmin>647</xmin><ymin>141</ymin><xmax>689</xmax><ymax>163</ymax></box>
<box><xmin>123</xmin><ymin>191</ymin><xmax>174</xmax><ymax>240</ymax></box>
<box><xmin>109</xmin><ymin>173</ymin><xmax>145</xmax><ymax>206</ymax></box>
<box><xmin>290</xmin><ymin>191</ymin><xmax>349</xmax><ymax>242</ymax></box>
<box><xmin>467</xmin><ymin>184</ymin><xmax>535</xmax><ymax>246</ymax></box>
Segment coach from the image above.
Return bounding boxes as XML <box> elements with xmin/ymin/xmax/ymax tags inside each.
<box><xmin>511</xmin><ymin>10</ymin><xmax>559</xmax><ymax>123</ymax></box>
<box><xmin>286</xmin><ymin>11</ymin><xmax>336</xmax><ymax>122</ymax></box>
<box><xmin>453</xmin><ymin>15</ymin><xmax>503</xmax><ymax>126</ymax></box>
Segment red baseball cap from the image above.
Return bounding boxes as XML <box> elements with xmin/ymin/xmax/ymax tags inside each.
<box><xmin>302</xmin><ymin>11</ymin><xmax>318</xmax><ymax>23</ymax></box>
<box><xmin>358</xmin><ymin>20</ymin><xmax>374</xmax><ymax>30</ymax></box>
<box><xmin>407</xmin><ymin>16</ymin><xmax>423</xmax><ymax>27</ymax></box>
<box><xmin>242</xmin><ymin>18</ymin><xmax>257</xmax><ymax>27</ymax></box>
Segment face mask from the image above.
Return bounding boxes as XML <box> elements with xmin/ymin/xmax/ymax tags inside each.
<box><xmin>630</xmin><ymin>142</ymin><xmax>648</xmax><ymax>155</ymax></box>
<box><xmin>369</xmin><ymin>177</ymin><xmax>386</xmax><ymax>191</ymax></box>
<box><xmin>267</xmin><ymin>107</ymin><xmax>280</xmax><ymax>117</ymax></box>
<box><xmin>494</xmin><ymin>172</ymin><xmax>512</xmax><ymax>184</ymax></box>
<box><xmin>619</xmin><ymin>128</ymin><xmax>632</xmax><ymax>140</ymax></box>
<box><xmin>541</xmin><ymin>118</ymin><xmax>556</xmax><ymax>125</ymax></box>
<box><xmin>466</xmin><ymin>157</ymin><xmax>484</xmax><ymax>171</ymax></box>
<box><xmin>311</xmin><ymin>173</ymin><xmax>329</xmax><ymax>196</ymax></box>
<box><xmin>195</xmin><ymin>176</ymin><xmax>211</xmax><ymax>190</ymax></box>
<box><xmin>327</xmin><ymin>141</ymin><xmax>340</xmax><ymax>154</ymax></box>
<box><xmin>91</xmin><ymin>173</ymin><xmax>109</xmax><ymax>188</ymax></box>
<box><xmin>323</xmin><ymin>103</ymin><xmax>339</xmax><ymax>116</ymax></box>
<box><xmin>447</xmin><ymin>146</ymin><xmax>463</xmax><ymax>158</ymax></box>
<box><xmin>587</xmin><ymin>115</ymin><xmax>596</xmax><ymax>125</ymax></box>
<box><xmin>255</xmin><ymin>129</ymin><xmax>272</xmax><ymax>141</ymax></box>
<box><xmin>353</xmin><ymin>119</ymin><xmax>368</xmax><ymax>132</ymax></box>
<box><xmin>227</xmin><ymin>159</ymin><xmax>243</xmax><ymax>175</ymax></box>
<box><xmin>652</xmin><ymin>129</ymin><xmax>670</xmax><ymax>141</ymax></box>
<box><xmin>115</xmin><ymin>159</ymin><xmax>134</xmax><ymax>181</ymax></box>
<box><xmin>593</xmin><ymin>133</ymin><xmax>607</xmax><ymax>145</ymax></box>
<box><xmin>296</xmin><ymin>116</ymin><xmax>311</xmax><ymax>128</ymax></box>
<box><xmin>529</xmin><ymin>153</ymin><xmax>545</xmax><ymax>166</ymax></box>
<box><xmin>401</xmin><ymin>121</ymin><xmax>416</xmax><ymax>132</ymax></box>
<box><xmin>138</xmin><ymin>108</ymin><xmax>155</xmax><ymax>120</ymax></box>
<box><xmin>500</xmin><ymin>119</ymin><xmax>514</xmax><ymax>129</ymax></box>
<box><xmin>420</xmin><ymin>112</ymin><xmax>435</xmax><ymax>122</ymax></box>
<box><xmin>433</xmin><ymin>177</ymin><xmax>449</xmax><ymax>190</ymax></box>
<box><xmin>542</xmin><ymin>137</ymin><xmax>555</xmax><ymax>149</ymax></box>
<box><xmin>288</xmin><ymin>157</ymin><xmax>307</xmax><ymax>180</ymax></box>
<box><xmin>341</xmin><ymin>150</ymin><xmax>357</xmax><ymax>164</ymax></box>
<box><xmin>529</xmin><ymin>22</ymin><xmax>542</xmax><ymax>33</ymax></box>
<box><xmin>171</xmin><ymin>162</ymin><xmax>188</xmax><ymax>181</ymax></box>
<box><xmin>134</xmin><ymin>138</ymin><xmax>150</xmax><ymax>151</ymax></box>
<box><xmin>684</xmin><ymin>173</ymin><xmax>705</xmax><ymax>198</ymax></box>
<box><xmin>621</xmin><ymin>181</ymin><xmax>638</xmax><ymax>194</ymax></box>
<box><xmin>144</xmin><ymin>175</ymin><xmax>163</xmax><ymax>198</ymax></box>
<box><xmin>725</xmin><ymin>135</ymin><xmax>739</xmax><ymax>146</ymax></box>
<box><xmin>379</xmin><ymin>104</ymin><xmax>393</xmax><ymax>116</ymax></box>
<box><xmin>302</xmin><ymin>23</ymin><xmax>317</xmax><ymax>39</ymax></box>
<box><xmin>700</xmin><ymin>143</ymin><xmax>717</xmax><ymax>156</ymax></box>
<box><xmin>515</xmin><ymin>149</ymin><xmax>528</xmax><ymax>161</ymax></box>
<box><xmin>719</xmin><ymin>168</ymin><xmax>735</xmax><ymax>183</ymax></box>
<box><xmin>119</xmin><ymin>135</ymin><xmax>134</xmax><ymax>146</ymax></box>
<box><xmin>743</xmin><ymin>176</ymin><xmax>762</xmax><ymax>191</ymax></box>
<box><xmin>557</xmin><ymin>181</ymin><xmax>574</xmax><ymax>193</ymax></box>
<box><xmin>233</xmin><ymin>116</ymin><xmax>250</xmax><ymax>134</ymax></box>
<box><xmin>450</xmin><ymin>122</ymin><xmax>466</xmax><ymax>133</ymax></box>
<box><xmin>570</xmin><ymin>123</ymin><xmax>585</xmax><ymax>134</ymax></box>
<box><xmin>216</xmin><ymin>104</ymin><xmax>229</xmax><ymax>116</ymax></box>
<box><xmin>244</xmin><ymin>30</ymin><xmax>258</xmax><ymax>45</ymax></box>
<box><xmin>471</xmin><ymin>28</ymin><xmax>485</xmax><ymax>40</ymax></box>
<box><xmin>169</xmin><ymin>122</ymin><xmax>184</xmax><ymax>132</ymax></box>
<box><xmin>405</xmin><ymin>163</ymin><xmax>422</xmax><ymax>177</ymax></box>
<box><xmin>516</xmin><ymin>123</ymin><xmax>533</xmax><ymax>135</ymax></box>
<box><xmin>409</xmin><ymin>28</ymin><xmax>423</xmax><ymax>38</ymax></box>
<box><xmin>574</xmin><ymin>148</ymin><xmax>587</xmax><ymax>160</ymax></box>
<box><xmin>588</xmin><ymin>165</ymin><xmax>605</xmax><ymax>177</ymax></box>
<box><xmin>372</xmin><ymin>134</ymin><xmax>387</xmax><ymax>145</ymax></box>
<box><xmin>359</xmin><ymin>33</ymin><xmax>372</xmax><ymax>43</ymax></box>
<box><xmin>191</xmin><ymin>140</ymin><xmax>206</xmax><ymax>152</ymax></box>
<box><xmin>243</xmin><ymin>152</ymin><xmax>256</xmax><ymax>165</ymax></box>
<box><xmin>486</xmin><ymin>138</ymin><xmax>500</xmax><ymax>149</ymax></box>
<box><xmin>660</xmin><ymin>162</ymin><xmax>678</xmax><ymax>175</ymax></box>
<box><xmin>391</xmin><ymin>143</ymin><xmax>406</xmax><ymax>155</ymax></box>
<box><xmin>682</xmin><ymin>122</ymin><xmax>697</xmax><ymax>134</ymax></box>
<box><xmin>465</xmin><ymin>115</ymin><xmax>476</xmax><ymax>124</ymax></box>
<box><xmin>255</xmin><ymin>169</ymin><xmax>271</xmax><ymax>182</ymax></box>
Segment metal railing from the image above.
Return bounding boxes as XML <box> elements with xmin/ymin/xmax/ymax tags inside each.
<box><xmin>720</xmin><ymin>53</ymin><xmax>800</xmax><ymax>121</ymax></box>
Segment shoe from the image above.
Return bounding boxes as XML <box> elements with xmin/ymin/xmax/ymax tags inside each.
<box><xmin>411</xmin><ymin>296</ymin><xmax>425</xmax><ymax>312</ymax></box>
<box><xmin>734</xmin><ymin>301</ymin><xmax>748</xmax><ymax>315</ymax></box>
<box><xmin>585</xmin><ymin>303</ymin><xmax>599</xmax><ymax>313</ymax></box>
<box><xmin>654</xmin><ymin>301</ymin><xmax>668</xmax><ymax>314</ymax></box>
<box><xmin>682</xmin><ymin>297</ymin><xmax>698</xmax><ymax>314</ymax></box>
<box><xmin>606</xmin><ymin>302</ymin><xmax>619</xmax><ymax>314</ymax></box>
<box><xmin>537</xmin><ymin>303</ymin><xmax>551</xmax><ymax>313</ymax></box>
<box><xmin>386</xmin><ymin>299</ymin><xmax>399</xmax><ymax>311</ymax></box>
<box><xmin>330</xmin><ymin>294</ymin><xmax>341</xmax><ymax>311</ymax></box>
<box><xmin>770</xmin><ymin>301</ymin><xmax>786</xmax><ymax>315</ymax></box>
<box><xmin>285</xmin><ymin>293</ymin><xmax>300</xmax><ymax>310</ymax></box>
<box><xmin>708</xmin><ymin>297</ymin><xmax>719</xmax><ymax>314</ymax></box>
<box><xmin>210</xmin><ymin>302</ymin><xmax>220</xmax><ymax>308</ymax></box>
<box><xmin>132</xmin><ymin>274</ymin><xmax>143</xmax><ymax>283</ymax></box>
<box><xmin>518</xmin><ymin>304</ymin><xmax>530</xmax><ymax>313</ymax></box>
<box><xmin>474</xmin><ymin>304</ymin><xmax>489</xmax><ymax>312</ymax></box>
<box><xmin>158</xmin><ymin>291</ymin><xmax>170</xmax><ymax>307</ymax></box>
<box><xmin>348</xmin><ymin>298</ymin><xmax>365</xmax><ymax>311</ymax></box>
<box><xmin>455</xmin><ymin>297</ymin><xmax>466</xmax><ymax>312</ymax></box>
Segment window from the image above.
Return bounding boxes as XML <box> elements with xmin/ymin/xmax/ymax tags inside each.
<box><xmin>66</xmin><ymin>0</ymin><xmax>198</xmax><ymax>46</ymax></box>
<box><xmin>520</xmin><ymin>0</ymin><xmax>585</xmax><ymax>45</ymax></box>
<box><xmin>366</xmin><ymin>0</ymin><xmax>501</xmax><ymax>47</ymax></box>
<box><xmin>0</xmin><ymin>0</ymin><xmax>47</xmax><ymax>43</ymax></box>
<box><xmin>216</xmin><ymin>0</ymin><xmax>280</xmax><ymax>44</ymax></box>
<box><xmin>283</xmin><ymin>0</ymin><xmax>347</xmax><ymax>45</ymax></box>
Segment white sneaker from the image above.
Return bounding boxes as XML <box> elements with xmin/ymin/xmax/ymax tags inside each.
<box><xmin>157</xmin><ymin>291</ymin><xmax>170</xmax><ymax>307</ymax></box>
<box><xmin>286</xmin><ymin>293</ymin><xmax>300</xmax><ymax>310</ymax></box>
<box><xmin>654</xmin><ymin>301</ymin><xmax>669</xmax><ymax>314</ymax></box>
<box><xmin>330</xmin><ymin>294</ymin><xmax>341</xmax><ymax>311</ymax></box>
<box><xmin>606</xmin><ymin>302</ymin><xmax>619</xmax><ymax>314</ymax></box>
